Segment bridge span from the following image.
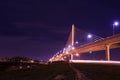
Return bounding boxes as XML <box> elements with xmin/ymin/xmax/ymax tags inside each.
<box><xmin>49</xmin><ymin>25</ymin><xmax>120</xmax><ymax>62</ymax></box>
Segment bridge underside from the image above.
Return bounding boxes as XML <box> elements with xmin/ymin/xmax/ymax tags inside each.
<box><xmin>58</xmin><ymin>43</ymin><xmax>120</xmax><ymax>61</ymax></box>
<box><xmin>74</xmin><ymin>43</ymin><xmax>120</xmax><ymax>54</ymax></box>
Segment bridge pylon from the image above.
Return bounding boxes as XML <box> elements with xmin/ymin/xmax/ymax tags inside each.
<box><xmin>106</xmin><ymin>44</ymin><xmax>110</xmax><ymax>61</ymax></box>
<box><xmin>70</xmin><ymin>24</ymin><xmax>75</xmax><ymax>61</ymax></box>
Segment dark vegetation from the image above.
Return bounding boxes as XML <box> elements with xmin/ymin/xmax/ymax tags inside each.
<box><xmin>0</xmin><ymin>56</ymin><xmax>41</xmax><ymax>63</ymax></box>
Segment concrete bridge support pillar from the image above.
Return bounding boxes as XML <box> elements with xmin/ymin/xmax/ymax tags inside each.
<box><xmin>106</xmin><ymin>45</ymin><xmax>110</xmax><ymax>61</ymax></box>
<box><xmin>71</xmin><ymin>54</ymin><xmax>73</xmax><ymax>61</ymax></box>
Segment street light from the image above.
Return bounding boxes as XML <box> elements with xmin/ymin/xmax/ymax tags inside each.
<box><xmin>72</xmin><ymin>47</ymin><xmax>75</xmax><ymax>50</ymax></box>
<box><xmin>66</xmin><ymin>51</ymin><xmax>69</xmax><ymax>54</ymax></box>
<box><xmin>113</xmin><ymin>21</ymin><xmax>119</xmax><ymax>35</ymax></box>
<box><xmin>75</xmin><ymin>53</ymin><xmax>79</xmax><ymax>56</ymax></box>
<box><xmin>87</xmin><ymin>34</ymin><xmax>92</xmax><ymax>39</ymax></box>
<box><xmin>75</xmin><ymin>41</ymin><xmax>78</xmax><ymax>44</ymax></box>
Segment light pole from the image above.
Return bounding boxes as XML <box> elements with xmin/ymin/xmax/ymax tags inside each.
<box><xmin>113</xmin><ymin>21</ymin><xmax>119</xmax><ymax>35</ymax></box>
<box><xmin>87</xmin><ymin>34</ymin><xmax>92</xmax><ymax>39</ymax></box>
<box><xmin>87</xmin><ymin>34</ymin><xmax>93</xmax><ymax>43</ymax></box>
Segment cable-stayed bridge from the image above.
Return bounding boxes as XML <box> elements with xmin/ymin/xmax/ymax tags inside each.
<box><xmin>49</xmin><ymin>24</ymin><xmax>120</xmax><ymax>62</ymax></box>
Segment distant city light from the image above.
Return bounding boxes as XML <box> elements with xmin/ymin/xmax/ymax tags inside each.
<box><xmin>87</xmin><ymin>34</ymin><xmax>92</xmax><ymax>38</ymax></box>
<box><xmin>30</xmin><ymin>60</ymin><xmax>34</xmax><ymax>63</ymax></box>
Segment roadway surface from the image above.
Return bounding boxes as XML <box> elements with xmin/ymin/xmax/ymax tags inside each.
<box><xmin>70</xmin><ymin>60</ymin><xmax>120</xmax><ymax>65</ymax></box>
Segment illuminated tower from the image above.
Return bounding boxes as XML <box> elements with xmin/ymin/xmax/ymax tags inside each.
<box><xmin>71</xmin><ymin>24</ymin><xmax>75</xmax><ymax>60</ymax></box>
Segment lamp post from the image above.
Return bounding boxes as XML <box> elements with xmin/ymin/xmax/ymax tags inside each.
<box><xmin>87</xmin><ymin>34</ymin><xmax>93</xmax><ymax>43</ymax></box>
<box><xmin>87</xmin><ymin>34</ymin><xmax>92</xmax><ymax>39</ymax></box>
<box><xmin>113</xmin><ymin>21</ymin><xmax>119</xmax><ymax>35</ymax></box>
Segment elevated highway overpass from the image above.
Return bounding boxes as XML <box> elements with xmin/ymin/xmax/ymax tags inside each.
<box><xmin>49</xmin><ymin>25</ymin><xmax>120</xmax><ymax>62</ymax></box>
<box><xmin>51</xmin><ymin>33</ymin><xmax>120</xmax><ymax>62</ymax></box>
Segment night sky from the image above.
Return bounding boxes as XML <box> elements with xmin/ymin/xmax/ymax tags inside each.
<box><xmin>0</xmin><ymin>0</ymin><xmax>120</xmax><ymax>61</ymax></box>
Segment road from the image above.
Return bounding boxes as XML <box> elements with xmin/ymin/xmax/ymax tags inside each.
<box><xmin>70</xmin><ymin>60</ymin><xmax>120</xmax><ymax>65</ymax></box>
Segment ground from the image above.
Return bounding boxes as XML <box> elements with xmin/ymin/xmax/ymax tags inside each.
<box><xmin>0</xmin><ymin>62</ymin><xmax>120</xmax><ymax>80</ymax></box>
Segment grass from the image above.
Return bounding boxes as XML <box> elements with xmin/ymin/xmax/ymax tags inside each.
<box><xmin>0</xmin><ymin>63</ymin><xmax>75</xmax><ymax>80</ymax></box>
<box><xmin>0</xmin><ymin>62</ymin><xmax>120</xmax><ymax>80</ymax></box>
<box><xmin>72</xmin><ymin>63</ymin><xmax>120</xmax><ymax>80</ymax></box>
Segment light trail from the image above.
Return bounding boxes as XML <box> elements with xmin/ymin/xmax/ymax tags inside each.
<box><xmin>70</xmin><ymin>60</ymin><xmax>120</xmax><ymax>65</ymax></box>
